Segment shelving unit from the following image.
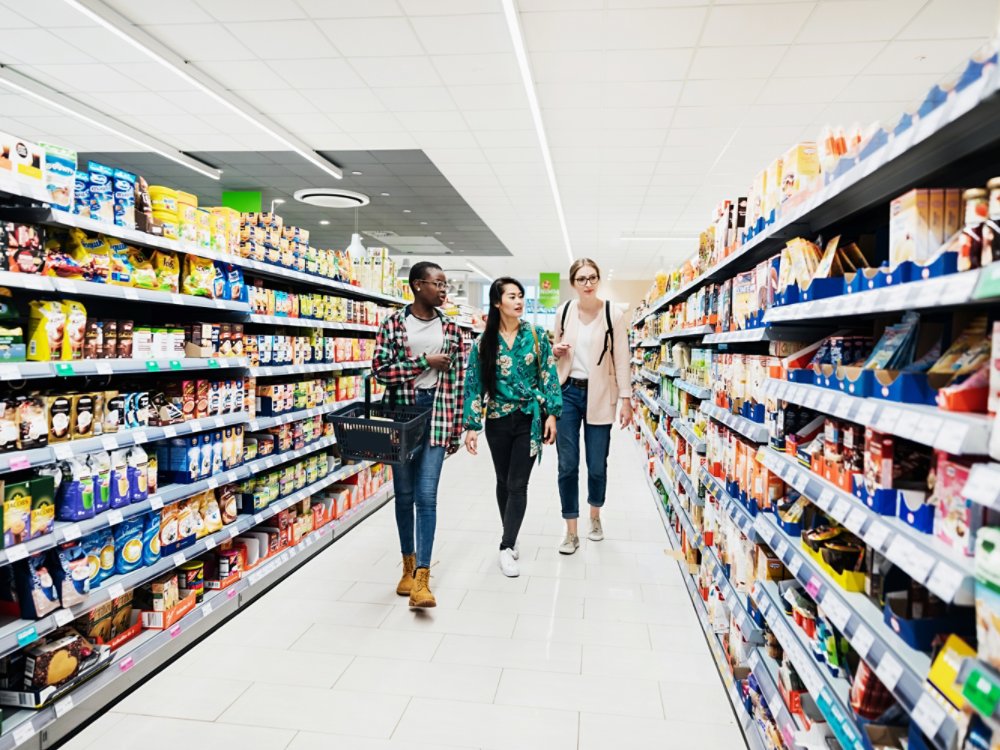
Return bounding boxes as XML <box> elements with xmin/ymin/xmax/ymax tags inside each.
<box><xmin>675</xmin><ymin>379</ymin><xmax>711</xmax><ymax>400</ymax></box>
<box><xmin>700</xmin><ymin>402</ymin><xmax>769</xmax><ymax>444</ymax></box>
<box><xmin>702</xmin><ymin>326</ymin><xmax>822</xmax><ymax>344</ymax></box>
<box><xmin>672</xmin><ymin>419</ymin><xmax>706</xmax><ymax>453</ymax></box>
<box><xmin>0</xmin><ymin>357</ymin><xmax>246</xmax><ymax>382</ymax></box>
<box><xmin>659</xmin><ymin>325</ymin><xmax>714</xmax><ymax>341</ymax></box>
<box><xmin>700</xmin><ymin>468</ymin><xmax>759</xmax><ymax>543</ymax></box>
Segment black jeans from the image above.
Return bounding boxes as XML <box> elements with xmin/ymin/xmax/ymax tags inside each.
<box><xmin>485</xmin><ymin>411</ymin><xmax>535</xmax><ymax>550</ymax></box>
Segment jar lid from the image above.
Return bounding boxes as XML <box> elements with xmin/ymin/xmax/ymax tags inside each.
<box><xmin>988</xmin><ymin>177</ymin><xmax>1000</xmax><ymax>190</ymax></box>
<box><xmin>964</xmin><ymin>188</ymin><xmax>988</xmax><ymax>199</ymax></box>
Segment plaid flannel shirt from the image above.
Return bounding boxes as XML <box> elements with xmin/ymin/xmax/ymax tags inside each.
<box><xmin>373</xmin><ymin>306</ymin><xmax>465</xmax><ymax>454</ymax></box>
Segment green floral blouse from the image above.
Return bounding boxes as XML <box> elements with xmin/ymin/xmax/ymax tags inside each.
<box><xmin>463</xmin><ymin>321</ymin><xmax>563</xmax><ymax>457</ymax></box>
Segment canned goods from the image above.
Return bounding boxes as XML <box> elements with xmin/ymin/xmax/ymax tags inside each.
<box><xmin>178</xmin><ymin>560</ymin><xmax>205</xmax><ymax>603</ymax></box>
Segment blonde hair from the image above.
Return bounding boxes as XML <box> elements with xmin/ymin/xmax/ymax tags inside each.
<box><xmin>569</xmin><ymin>258</ymin><xmax>600</xmax><ymax>283</ymax></box>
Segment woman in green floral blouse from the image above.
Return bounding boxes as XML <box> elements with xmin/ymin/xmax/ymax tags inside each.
<box><xmin>463</xmin><ymin>277</ymin><xmax>562</xmax><ymax>578</ymax></box>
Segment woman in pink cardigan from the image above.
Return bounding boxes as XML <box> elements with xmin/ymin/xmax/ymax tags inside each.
<box><xmin>552</xmin><ymin>259</ymin><xmax>633</xmax><ymax>554</ymax></box>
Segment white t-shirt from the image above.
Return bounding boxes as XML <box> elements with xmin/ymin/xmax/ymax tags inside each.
<box><xmin>570</xmin><ymin>317</ymin><xmax>597</xmax><ymax>379</ymax></box>
<box><xmin>405</xmin><ymin>313</ymin><xmax>444</xmax><ymax>389</ymax></box>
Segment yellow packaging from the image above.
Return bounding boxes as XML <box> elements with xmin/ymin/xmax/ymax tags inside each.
<box><xmin>151</xmin><ymin>250</ymin><xmax>180</xmax><ymax>293</ymax></box>
<box><xmin>750</xmin><ymin>169</ymin><xmax>767</xmax><ymax>227</ymax></box>
<box><xmin>780</xmin><ymin>142</ymin><xmax>820</xmax><ymax>205</ymax></box>
<box><xmin>27</xmin><ymin>300</ymin><xmax>66</xmax><ymax>361</ymax></box>
<box><xmin>62</xmin><ymin>299</ymin><xmax>87</xmax><ymax>361</ymax></box>
<box><xmin>148</xmin><ymin>185</ymin><xmax>178</xmax><ymax>214</ymax></box>
<box><xmin>181</xmin><ymin>254</ymin><xmax>214</xmax><ymax>297</ymax></box>
<box><xmin>177</xmin><ymin>202</ymin><xmax>198</xmax><ymax>244</ymax></box>
<box><xmin>764</xmin><ymin>157</ymin><xmax>782</xmax><ymax>221</ymax></box>
<box><xmin>195</xmin><ymin>208</ymin><xmax>211</xmax><ymax>250</ymax></box>
<box><xmin>889</xmin><ymin>189</ymin><xmax>930</xmax><ymax>267</ymax></box>
<box><xmin>176</xmin><ymin>190</ymin><xmax>197</xmax><ymax>208</ymax></box>
<box><xmin>152</xmin><ymin>210</ymin><xmax>179</xmax><ymax>240</ymax></box>
<box><xmin>928</xmin><ymin>634</ymin><xmax>975</xmax><ymax>709</ymax></box>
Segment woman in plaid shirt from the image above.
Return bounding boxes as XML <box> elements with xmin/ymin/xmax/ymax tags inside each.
<box><xmin>373</xmin><ymin>261</ymin><xmax>465</xmax><ymax>608</ymax></box>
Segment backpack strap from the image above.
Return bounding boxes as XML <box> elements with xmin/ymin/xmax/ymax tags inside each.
<box><xmin>596</xmin><ymin>300</ymin><xmax>614</xmax><ymax>366</ymax></box>
<box><xmin>559</xmin><ymin>301</ymin><xmax>573</xmax><ymax>338</ymax></box>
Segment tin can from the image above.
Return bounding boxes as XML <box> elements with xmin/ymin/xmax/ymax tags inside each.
<box><xmin>178</xmin><ymin>560</ymin><xmax>205</xmax><ymax>603</ymax></box>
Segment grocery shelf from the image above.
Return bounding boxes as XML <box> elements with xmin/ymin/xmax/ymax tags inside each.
<box><xmin>636</xmin><ymin>390</ymin><xmax>661</xmax><ymax>414</ymax></box>
<box><xmin>654</xmin><ymin>426</ymin><xmax>674</xmax><ymax>458</ymax></box>
<box><xmin>675</xmin><ymin>379</ymin><xmax>711</xmax><ymax>400</ymax></box>
<box><xmin>765</xmin><ymin>269</ymin><xmax>982</xmax><ymax>324</ymax></box>
<box><xmin>753</xmin><ymin>511</ymin><xmax>960</xmax><ymax>750</ymax></box>
<box><xmin>700</xmin><ymin>402</ymin><xmax>769</xmax><ymax>444</ymax></box>
<box><xmin>757</xmin><ymin>447</ymin><xmax>973</xmax><ymax>605</ymax></box>
<box><xmin>0</xmin><ymin>357</ymin><xmax>246</xmax><ymax>382</ymax></box>
<box><xmin>630</xmin><ymin>357</ymin><xmax>642</xmax><ymax>365</ymax></box>
<box><xmin>702</xmin><ymin>544</ymin><xmax>764</xmax><ymax>644</ymax></box>
<box><xmin>963</xmin><ymin>462</ymin><xmax>1000</xmax><ymax>510</ymax></box>
<box><xmin>0</xmin><ymin>203</ymin><xmax>406</xmax><ymax>308</ymax></box>
<box><xmin>702</xmin><ymin>326</ymin><xmax>821</xmax><ymax>344</ymax></box>
<box><xmin>671</xmin><ymin>419</ymin><xmax>706</xmax><ymax>453</ymax></box>
<box><xmin>636</xmin><ymin>339</ymin><xmax>660</xmax><ymax>348</ymax></box>
<box><xmin>667</xmin><ymin>454</ymin><xmax>700</xmax><ymax>505</ymax></box>
<box><xmin>658</xmin><ymin>364</ymin><xmax>680</xmax><ymax>377</ymax></box>
<box><xmin>700</xmin><ymin>468</ymin><xmax>758</xmax><ymax>543</ymax></box>
<box><xmin>638</xmin><ymin>420</ymin><xmax>656</xmax><ymax>448</ymax></box>
<box><xmin>248</xmin><ymin>360</ymin><xmax>372</xmax><ymax>378</ymax></box>
<box><xmin>761</xmin><ymin>378</ymin><xmax>991</xmax><ymax>456</ymax></box>
<box><xmin>747</xmin><ymin>646</ymin><xmax>805</xmax><ymax>749</ymax></box>
<box><xmin>659</xmin><ymin>325</ymin><xmax>714</xmax><ymax>340</ymax></box>
<box><xmin>640</xmin><ymin>368</ymin><xmax>660</xmax><ymax>384</ymax></box>
<box><xmin>247</xmin><ymin>396</ymin><xmax>375</xmax><ymax>431</ymax></box>
<box><xmin>0</xmin><ymin>410</ymin><xmax>249</xmax><ymax>475</ymax></box>
<box><xmin>247</xmin><ymin>314</ymin><xmax>378</xmax><ymax>333</ymax></box>
<box><xmin>955</xmin><ymin>658</ymin><xmax>1000</xmax><ymax>727</ymax></box>
<box><xmin>750</xmin><ymin>580</ymin><xmax>867</xmax><ymax>750</ymax></box>
<box><xmin>633</xmin><ymin>63</ymin><xmax>1000</xmax><ymax>316</ymax></box>
<box><xmin>5</xmin><ymin>484</ymin><xmax>394</xmax><ymax>750</ymax></box>
<box><xmin>657</xmin><ymin>398</ymin><xmax>679</xmax><ymax>418</ymax></box>
<box><xmin>0</xmin><ymin>271</ymin><xmax>249</xmax><ymax>313</ymax></box>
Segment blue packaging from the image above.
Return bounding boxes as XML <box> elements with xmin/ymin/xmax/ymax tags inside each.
<box><xmin>41</xmin><ymin>144</ymin><xmax>76</xmax><ymax>212</ymax></box>
<box><xmin>81</xmin><ymin>527</ymin><xmax>115</xmax><ymax>587</ymax></box>
<box><xmin>89</xmin><ymin>452</ymin><xmax>111</xmax><ymax>515</ymax></box>
<box><xmin>55</xmin><ymin>457</ymin><xmax>96</xmax><ymax>522</ymax></box>
<box><xmin>87</xmin><ymin>161</ymin><xmax>115</xmax><ymax>224</ymax></box>
<box><xmin>200</xmin><ymin>434</ymin><xmax>212</xmax><ymax>479</ymax></box>
<box><xmin>51</xmin><ymin>541</ymin><xmax>89</xmax><ymax>607</ymax></box>
<box><xmin>15</xmin><ymin>553</ymin><xmax>61</xmax><ymax>619</ymax></box>
<box><xmin>112</xmin><ymin>168</ymin><xmax>136</xmax><ymax>229</ymax></box>
<box><xmin>142</xmin><ymin>511</ymin><xmax>161</xmax><ymax>566</ymax></box>
<box><xmin>127</xmin><ymin>445</ymin><xmax>149</xmax><ymax>503</ymax></box>
<box><xmin>109</xmin><ymin>450</ymin><xmax>131</xmax><ymax>509</ymax></box>
<box><xmin>113</xmin><ymin>516</ymin><xmax>144</xmax><ymax>575</ymax></box>
<box><xmin>73</xmin><ymin>169</ymin><xmax>91</xmax><ymax>217</ymax></box>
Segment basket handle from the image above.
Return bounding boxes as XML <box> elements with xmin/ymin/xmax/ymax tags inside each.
<box><xmin>364</xmin><ymin>374</ymin><xmax>372</xmax><ymax>419</ymax></box>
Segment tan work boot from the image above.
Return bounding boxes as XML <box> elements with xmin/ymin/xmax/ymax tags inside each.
<box><xmin>396</xmin><ymin>554</ymin><xmax>416</xmax><ymax>596</ymax></box>
<box><xmin>409</xmin><ymin>567</ymin><xmax>436</xmax><ymax>608</ymax></box>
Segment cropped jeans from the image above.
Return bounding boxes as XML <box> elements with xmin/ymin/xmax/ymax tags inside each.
<box><xmin>556</xmin><ymin>383</ymin><xmax>612</xmax><ymax>520</ymax></box>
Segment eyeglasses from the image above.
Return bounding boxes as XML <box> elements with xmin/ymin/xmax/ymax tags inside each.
<box><xmin>419</xmin><ymin>280</ymin><xmax>448</xmax><ymax>290</ymax></box>
<box><xmin>574</xmin><ymin>275</ymin><xmax>599</xmax><ymax>286</ymax></box>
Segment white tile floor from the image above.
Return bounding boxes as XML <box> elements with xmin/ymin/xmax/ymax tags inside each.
<box><xmin>64</xmin><ymin>429</ymin><xmax>746</xmax><ymax>750</ymax></box>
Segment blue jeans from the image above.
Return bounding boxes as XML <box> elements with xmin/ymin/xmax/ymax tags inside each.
<box><xmin>392</xmin><ymin>388</ymin><xmax>445</xmax><ymax>569</ymax></box>
<box><xmin>557</xmin><ymin>383</ymin><xmax>612</xmax><ymax>520</ymax></box>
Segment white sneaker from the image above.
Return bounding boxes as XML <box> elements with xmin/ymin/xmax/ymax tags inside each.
<box><xmin>558</xmin><ymin>533</ymin><xmax>580</xmax><ymax>555</ymax></box>
<box><xmin>588</xmin><ymin>518</ymin><xmax>604</xmax><ymax>542</ymax></box>
<box><xmin>512</xmin><ymin>541</ymin><xmax>520</xmax><ymax>560</ymax></box>
<box><xmin>499</xmin><ymin>548</ymin><xmax>520</xmax><ymax>577</ymax></box>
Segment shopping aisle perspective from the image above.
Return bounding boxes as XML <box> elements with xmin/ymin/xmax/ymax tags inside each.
<box><xmin>63</xmin><ymin>427</ymin><xmax>741</xmax><ymax>750</ymax></box>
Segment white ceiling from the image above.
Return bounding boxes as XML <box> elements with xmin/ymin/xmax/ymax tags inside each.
<box><xmin>0</xmin><ymin>0</ymin><xmax>997</xmax><ymax>279</ymax></box>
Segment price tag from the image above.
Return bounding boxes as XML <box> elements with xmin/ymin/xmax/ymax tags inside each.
<box><xmin>102</xmin><ymin>435</ymin><xmax>118</xmax><ymax>451</ymax></box>
<box><xmin>926</xmin><ymin>563</ymin><xmax>965</xmax><ymax>602</ymax></box>
<box><xmin>8</xmin><ymin>454</ymin><xmax>31</xmax><ymax>471</ymax></box>
<box><xmin>935</xmin><ymin>421</ymin><xmax>967</xmax><ymax>454</ymax></box>
<box><xmin>889</xmin><ymin>536</ymin><xmax>932</xmax><ymax>582</ymax></box>
<box><xmin>913</xmin><ymin>692</ymin><xmax>947</xmax><ymax>738</ymax></box>
<box><xmin>61</xmin><ymin>523</ymin><xmax>82</xmax><ymax>542</ymax></box>
<box><xmin>788</xmin><ymin>556</ymin><xmax>803</xmax><ymax>576</ymax></box>
<box><xmin>853</xmin><ymin>625</ymin><xmax>874</xmax><ymax>658</ymax></box>
<box><xmin>830</xmin><ymin>498</ymin><xmax>848</xmax><ymax>521</ymax></box>
<box><xmin>893</xmin><ymin>409</ymin><xmax>922</xmax><ymax>438</ymax></box>
<box><xmin>253</xmin><ymin>512</ymin><xmax>264</xmax><ymax>524</ymax></box>
<box><xmin>119</xmin><ymin>656</ymin><xmax>135</xmax><ymax>672</ymax></box>
<box><xmin>54</xmin><ymin>608</ymin><xmax>74</xmax><ymax>627</ymax></box>
<box><xmin>833</xmin><ymin>398</ymin><xmax>852</xmax><ymax>419</ymax></box>
<box><xmin>124</xmin><ymin>288</ymin><xmax>139</xmax><ymax>301</ymax></box>
<box><xmin>792</xmin><ymin>472</ymin><xmax>808</xmax><ymax>493</ymax></box>
<box><xmin>169</xmin><ymin>623</ymin><xmax>182</xmax><ymax>638</ymax></box>
<box><xmin>54</xmin><ymin>695</ymin><xmax>75</xmax><ymax>718</ymax></box>
<box><xmin>817</xmin><ymin>392</ymin><xmax>835</xmax><ymax>413</ymax></box>
<box><xmin>844</xmin><ymin>508</ymin><xmax>866</xmax><ymax>534</ymax></box>
<box><xmin>822</xmin><ymin>594</ymin><xmax>852</xmax><ymax>630</ymax></box>
<box><xmin>149</xmin><ymin>497</ymin><xmax>164</xmax><ymax>511</ymax></box>
<box><xmin>107</xmin><ymin>582</ymin><xmax>125</xmax><ymax>600</ymax></box>
<box><xmin>6</xmin><ymin>544</ymin><xmax>27</xmax><ymax>562</ymax></box>
<box><xmin>875</xmin><ymin>653</ymin><xmax>903</xmax><ymax>690</ymax></box>
<box><xmin>805</xmin><ymin>391</ymin><xmax>820</xmax><ymax>409</ymax></box>
<box><xmin>207</xmin><ymin>477</ymin><xmax>219</xmax><ymax>490</ymax></box>
<box><xmin>228</xmin><ymin>526</ymin><xmax>241</xmax><ymax>539</ymax></box>
<box><xmin>107</xmin><ymin>509</ymin><xmax>124</xmax><ymax>526</ymax></box>
<box><xmin>54</xmin><ymin>443</ymin><xmax>75</xmax><ymax>461</ymax></box>
<box><xmin>203</xmin><ymin>536</ymin><xmax>216</xmax><ymax>551</ymax></box>
<box><xmin>806</xmin><ymin>576</ymin><xmax>822</xmax><ymax>598</ymax></box>
<box><xmin>172</xmin><ymin>552</ymin><xmax>186</xmax><ymax>567</ymax></box>
<box><xmin>817</xmin><ymin>488</ymin><xmax>835</xmax><ymax>509</ymax></box>
<box><xmin>163</xmin><ymin>425</ymin><xmax>177</xmax><ymax>439</ymax></box>
<box><xmin>16</xmin><ymin>626</ymin><xmax>38</xmax><ymax>647</ymax></box>
<box><xmin>132</xmin><ymin>430</ymin><xmax>148</xmax><ymax>445</ymax></box>
<box><xmin>12</xmin><ymin>722</ymin><xmax>34</xmax><ymax>745</ymax></box>
<box><xmin>853</xmin><ymin>400</ymin><xmax>877</xmax><ymax>426</ymax></box>
<box><xmin>227</xmin><ymin>586</ymin><xmax>238</xmax><ymax>599</ymax></box>
<box><xmin>202</xmin><ymin>601</ymin><xmax>214</xmax><ymax>618</ymax></box>
<box><xmin>145</xmin><ymin>359</ymin><xmax>160</xmax><ymax>372</ymax></box>
<box><xmin>775</xmin><ymin>540</ymin><xmax>788</xmax><ymax>559</ymax></box>
<box><xmin>208</xmin><ymin>358</ymin><xmax>220</xmax><ymax>369</ymax></box>
<box><xmin>171</xmin><ymin>293</ymin><xmax>183</xmax><ymax>305</ymax></box>
<box><xmin>55</xmin><ymin>362</ymin><xmax>75</xmax><ymax>376</ymax></box>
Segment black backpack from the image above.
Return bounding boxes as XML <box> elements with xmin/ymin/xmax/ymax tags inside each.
<box><xmin>559</xmin><ymin>300</ymin><xmax>614</xmax><ymax>366</ymax></box>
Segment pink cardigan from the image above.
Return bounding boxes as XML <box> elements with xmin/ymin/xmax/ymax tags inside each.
<box><xmin>554</xmin><ymin>300</ymin><xmax>632</xmax><ymax>425</ymax></box>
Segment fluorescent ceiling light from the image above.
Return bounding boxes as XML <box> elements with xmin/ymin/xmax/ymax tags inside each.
<box><xmin>466</xmin><ymin>261</ymin><xmax>493</xmax><ymax>283</ymax></box>
<box><xmin>0</xmin><ymin>66</ymin><xmax>221</xmax><ymax>180</ymax></box>
<box><xmin>620</xmin><ymin>235</ymin><xmax>698</xmax><ymax>242</ymax></box>
<box><xmin>63</xmin><ymin>0</ymin><xmax>343</xmax><ymax>181</ymax></box>
<box><xmin>500</xmin><ymin>0</ymin><xmax>573</xmax><ymax>266</ymax></box>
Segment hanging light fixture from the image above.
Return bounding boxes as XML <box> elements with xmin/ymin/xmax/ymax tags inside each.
<box><xmin>347</xmin><ymin>206</ymin><xmax>366</xmax><ymax>257</ymax></box>
<box><xmin>397</xmin><ymin>258</ymin><xmax>412</xmax><ymax>279</ymax></box>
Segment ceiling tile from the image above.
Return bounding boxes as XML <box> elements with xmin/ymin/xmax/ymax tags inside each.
<box><xmin>330</xmin><ymin>112</ymin><xmax>408</xmax><ymax>133</ymax></box>
<box><xmin>103</xmin><ymin>0</ymin><xmax>214</xmax><ymax>25</ymax></box>
<box><xmin>22</xmin><ymin>63</ymin><xmax>146</xmax><ymax>93</ymax></box>
<box><xmin>374</xmin><ymin>86</ymin><xmax>457</xmax><ymax>111</ymax></box>
<box><xmin>474</xmin><ymin>130</ymin><xmax>539</xmax><ymax>148</ymax></box>
<box><xmin>742</xmin><ymin>102</ymin><xmax>826</xmax><ymax>127</ymax></box>
<box><xmin>531</xmin><ymin>51</ymin><xmax>605</xmax><ymax>83</ymax></box>
<box><xmin>411</xmin><ymin>14</ymin><xmax>510</xmax><ymax>55</ymax></box>
<box><xmin>0</xmin><ymin>29</ymin><xmax>97</xmax><ymax>64</ymax></box>
<box><xmin>701</xmin><ymin>3</ymin><xmax>814</xmax><ymax>47</ymax></box>
<box><xmin>775</xmin><ymin>42</ymin><xmax>884</xmax><ymax>78</ymax></box>
<box><xmin>864</xmin><ymin>38</ymin><xmax>989</xmax><ymax>75</ymax></box>
<box><xmin>309</xmin><ymin>88</ymin><xmax>388</xmax><ymax>113</ymax></box>
<box><xmin>268</xmin><ymin>58</ymin><xmax>366</xmax><ymax>89</ymax></box>
<box><xmin>400</xmin><ymin>0</ymin><xmax>500</xmax><ymax>13</ymax></box>
<box><xmin>689</xmin><ymin>45</ymin><xmax>787</xmax><ymax>79</ymax></box>
<box><xmin>604</xmin><ymin>7</ymin><xmax>706</xmax><ymax>48</ymax></box>
<box><xmin>138</xmin><ymin>23</ymin><xmax>255</xmax><ymax>61</ymax></box>
<box><xmin>396</xmin><ymin>110</ymin><xmax>470</xmax><ymax>131</ymax></box>
<box><xmin>536</xmin><ymin>81</ymin><xmax>601</xmax><ymax>109</ymax></box>
<box><xmin>195</xmin><ymin>60</ymin><xmax>289</xmax><ymax>90</ymax></box>
<box><xmin>431</xmin><ymin>54</ymin><xmax>520</xmax><ymax>86</ymax></box>
<box><xmin>680</xmin><ymin>78</ymin><xmax>766</xmax><ymax>106</ymax></box>
<box><xmin>348</xmin><ymin>56</ymin><xmax>443</xmax><ymax>87</ymax></box>
<box><xmin>227</xmin><ymin>20</ymin><xmax>338</xmax><ymax>59</ymax></box>
<box><xmin>234</xmin><ymin>88</ymin><xmax>319</xmax><ymax>114</ymax></box>
<box><xmin>605</xmin><ymin>49</ymin><xmax>692</xmax><ymax>81</ymax></box>
<box><xmin>120</xmin><ymin>62</ymin><xmax>199</xmax><ymax>92</ymax></box>
<box><xmin>757</xmin><ymin>76</ymin><xmax>851</xmax><ymax>104</ymax></box>
<box><xmin>797</xmin><ymin>0</ymin><xmax>922</xmax><ymax>44</ymax></box>
<box><xmin>900</xmin><ymin>0</ymin><xmax>999</xmax><ymax>39</ymax></box>
<box><xmin>462</xmin><ymin>109</ymin><xmax>534</xmax><ymax>130</ymax></box>
<box><xmin>671</xmin><ymin>105</ymin><xmax>745</xmax><ymax>128</ymax></box>
<box><xmin>522</xmin><ymin>11</ymin><xmax>606</xmax><ymax>51</ymax></box>
<box><xmin>448</xmin><ymin>83</ymin><xmax>526</xmax><ymax>110</ymax></box>
<box><xmin>199</xmin><ymin>0</ymin><xmax>306</xmax><ymax>21</ymax></box>
<box><xmin>412</xmin><ymin>130</ymin><xmax>480</xmax><ymax>148</ymax></box>
<box><xmin>296</xmin><ymin>0</ymin><xmax>403</xmax><ymax>17</ymax></box>
<box><xmin>835</xmin><ymin>73</ymin><xmax>931</xmax><ymax>104</ymax></box>
<box><xmin>316</xmin><ymin>17</ymin><xmax>424</xmax><ymax>57</ymax></box>
<box><xmin>603</xmin><ymin>81</ymin><xmax>684</xmax><ymax>109</ymax></box>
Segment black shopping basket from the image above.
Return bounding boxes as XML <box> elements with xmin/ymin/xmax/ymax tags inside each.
<box><xmin>328</xmin><ymin>378</ymin><xmax>431</xmax><ymax>465</ymax></box>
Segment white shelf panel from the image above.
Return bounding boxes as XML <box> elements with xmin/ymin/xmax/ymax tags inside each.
<box><xmin>964</xmin><ymin>462</ymin><xmax>1000</xmax><ymax>510</ymax></box>
<box><xmin>671</xmin><ymin>419</ymin><xmax>706</xmax><ymax>453</ymax></box>
<box><xmin>636</xmin><ymin>390</ymin><xmax>661</xmax><ymax>414</ymax></box>
<box><xmin>636</xmin><ymin>339</ymin><xmax>660</xmax><ymax>348</ymax></box>
<box><xmin>659</xmin><ymin>324</ymin><xmax>713</xmax><ymax>341</ymax></box>
<box><xmin>658</xmin><ymin>365</ymin><xmax>680</xmax><ymax>377</ymax></box>
<box><xmin>703</xmin><ymin>544</ymin><xmax>763</xmax><ymax>644</ymax></box>
<box><xmin>0</xmin><ymin>357</ymin><xmax>246</xmax><ymax>382</ymax></box>
<box><xmin>700</xmin><ymin>468</ymin><xmax>758</xmax><ymax>543</ymax></box>
<box><xmin>248</xmin><ymin>360</ymin><xmax>371</xmax><ymax>378</ymax></box>
<box><xmin>700</xmin><ymin>402</ymin><xmax>769</xmax><ymax>444</ymax></box>
<box><xmin>247</xmin><ymin>314</ymin><xmax>377</xmax><ymax>333</ymax></box>
<box><xmin>675</xmin><ymin>379</ymin><xmax>711</xmax><ymax>400</ymax></box>
<box><xmin>703</xmin><ymin>326</ymin><xmax>820</xmax><ymax>344</ymax></box>
<box><xmin>761</xmin><ymin>378</ymin><xmax>991</xmax><ymax>456</ymax></box>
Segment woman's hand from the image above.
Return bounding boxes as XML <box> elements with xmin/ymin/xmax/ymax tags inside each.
<box><xmin>543</xmin><ymin>415</ymin><xmax>557</xmax><ymax>445</ymax></box>
<box><xmin>619</xmin><ymin>399</ymin><xmax>633</xmax><ymax>429</ymax></box>
<box><xmin>553</xmin><ymin>342</ymin><xmax>571</xmax><ymax>359</ymax></box>
<box><xmin>464</xmin><ymin>430</ymin><xmax>479</xmax><ymax>455</ymax></box>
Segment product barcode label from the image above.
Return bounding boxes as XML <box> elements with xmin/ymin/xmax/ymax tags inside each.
<box><xmin>844</xmin><ymin>508</ymin><xmax>866</xmax><ymax>534</ymax></box>
<box><xmin>163</xmin><ymin>425</ymin><xmax>177</xmax><ymax>438</ymax></box>
<box><xmin>124</xmin><ymin>288</ymin><xmax>139</xmax><ymax>301</ymax></box>
<box><xmin>787</xmin><ymin>556</ymin><xmax>803</xmax><ymax>576</ymax></box>
<box><xmin>61</xmin><ymin>523</ymin><xmax>82</xmax><ymax>542</ymax></box>
<box><xmin>912</xmin><ymin>692</ymin><xmax>947</xmax><ymax>738</ymax></box>
<box><xmin>926</xmin><ymin>564</ymin><xmax>965</xmax><ymax>603</ymax></box>
<box><xmin>865</xmin><ymin>522</ymin><xmax>890</xmax><ymax>551</ymax></box>
<box><xmin>201</xmin><ymin>602</ymin><xmax>214</xmax><ymax>618</ymax></box>
<box><xmin>96</xmin><ymin>361</ymin><xmax>114</xmax><ymax>375</ymax></box>
<box><xmin>875</xmin><ymin>654</ymin><xmax>903</xmax><ymax>691</ymax></box>
<box><xmin>822</xmin><ymin>594</ymin><xmax>851</xmax><ymax>630</ymax></box>
<box><xmin>102</xmin><ymin>436</ymin><xmax>118</xmax><ymax>451</ymax></box>
<box><xmin>6</xmin><ymin>544</ymin><xmax>28</xmax><ymax>563</ymax></box>
<box><xmin>108</xmin><ymin>582</ymin><xmax>125</xmax><ymax>600</ymax></box>
<box><xmin>775</xmin><ymin>540</ymin><xmax>788</xmax><ymax>559</ymax></box>
<box><xmin>172</xmin><ymin>553</ymin><xmax>186</xmax><ymax>567</ymax></box>
<box><xmin>54</xmin><ymin>695</ymin><xmax>75</xmax><ymax>718</ymax></box>
<box><xmin>54</xmin><ymin>443</ymin><xmax>75</xmax><ymax>460</ymax></box>
<box><xmin>935</xmin><ymin>422</ymin><xmax>967</xmax><ymax>454</ymax></box>
<box><xmin>107</xmin><ymin>509</ymin><xmax>124</xmax><ymax>526</ymax></box>
<box><xmin>12</xmin><ymin>721</ymin><xmax>34</xmax><ymax>745</ymax></box>
<box><xmin>149</xmin><ymin>497</ymin><xmax>164</xmax><ymax>511</ymax></box>
<box><xmin>54</xmin><ymin>608</ymin><xmax>74</xmax><ymax>627</ymax></box>
<box><xmin>854</xmin><ymin>401</ymin><xmax>878</xmax><ymax>425</ymax></box>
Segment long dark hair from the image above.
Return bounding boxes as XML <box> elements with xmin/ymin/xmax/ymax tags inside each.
<box><xmin>479</xmin><ymin>277</ymin><xmax>525</xmax><ymax>400</ymax></box>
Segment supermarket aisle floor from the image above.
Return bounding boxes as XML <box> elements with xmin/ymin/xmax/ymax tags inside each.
<box><xmin>65</xmin><ymin>428</ymin><xmax>744</xmax><ymax>750</ymax></box>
